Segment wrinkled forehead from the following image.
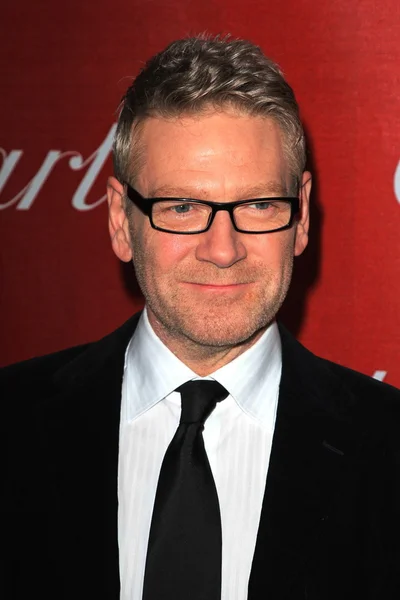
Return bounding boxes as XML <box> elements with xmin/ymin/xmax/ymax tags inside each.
<box><xmin>130</xmin><ymin>111</ymin><xmax>291</xmax><ymax>196</ymax></box>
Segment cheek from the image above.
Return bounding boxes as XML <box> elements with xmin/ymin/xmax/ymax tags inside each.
<box><xmin>250</xmin><ymin>231</ymin><xmax>295</xmax><ymax>267</ymax></box>
<box><xmin>136</xmin><ymin>229</ymin><xmax>195</xmax><ymax>277</ymax></box>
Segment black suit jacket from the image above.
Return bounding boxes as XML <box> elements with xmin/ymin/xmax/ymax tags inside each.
<box><xmin>2</xmin><ymin>313</ymin><xmax>400</xmax><ymax>599</ymax></box>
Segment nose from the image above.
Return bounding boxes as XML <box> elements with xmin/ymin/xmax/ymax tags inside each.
<box><xmin>195</xmin><ymin>209</ymin><xmax>247</xmax><ymax>268</ymax></box>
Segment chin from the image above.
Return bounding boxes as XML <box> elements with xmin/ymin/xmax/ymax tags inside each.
<box><xmin>175</xmin><ymin>311</ymin><xmax>275</xmax><ymax>348</ymax></box>
<box><xmin>147</xmin><ymin>283</ymin><xmax>287</xmax><ymax>349</ymax></box>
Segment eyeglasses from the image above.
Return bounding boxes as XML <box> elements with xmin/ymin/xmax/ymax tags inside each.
<box><xmin>124</xmin><ymin>183</ymin><xmax>300</xmax><ymax>235</ymax></box>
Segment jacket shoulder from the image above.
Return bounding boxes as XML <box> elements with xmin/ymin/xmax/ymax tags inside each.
<box><xmin>324</xmin><ymin>358</ymin><xmax>400</xmax><ymax>404</ymax></box>
<box><xmin>313</xmin><ymin>355</ymin><xmax>400</xmax><ymax>445</ymax></box>
<box><xmin>1</xmin><ymin>312</ymin><xmax>142</xmax><ymax>403</ymax></box>
<box><xmin>0</xmin><ymin>344</ymin><xmax>91</xmax><ymax>396</ymax></box>
<box><xmin>278</xmin><ymin>323</ymin><xmax>400</xmax><ymax>426</ymax></box>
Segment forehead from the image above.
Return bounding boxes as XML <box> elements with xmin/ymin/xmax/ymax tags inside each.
<box><xmin>135</xmin><ymin>110</ymin><xmax>289</xmax><ymax>196</ymax></box>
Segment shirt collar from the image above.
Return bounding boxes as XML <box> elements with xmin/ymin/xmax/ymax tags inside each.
<box><xmin>212</xmin><ymin>322</ymin><xmax>281</xmax><ymax>425</ymax></box>
<box><xmin>123</xmin><ymin>307</ymin><xmax>282</xmax><ymax>428</ymax></box>
<box><xmin>123</xmin><ymin>308</ymin><xmax>196</xmax><ymax>422</ymax></box>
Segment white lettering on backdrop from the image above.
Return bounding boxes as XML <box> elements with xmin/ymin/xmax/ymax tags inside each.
<box><xmin>0</xmin><ymin>124</ymin><xmax>116</xmax><ymax>211</ymax></box>
<box><xmin>395</xmin><ymin>160</ymin><xmax>400</xmax><ymax>205</ymax></box>
<box><xmin>372</xmin><ymin>370</ymin><xmax>387</xmax><ymax>382</ymax></box>
<box><xmin>1</xmin><ymin>128</ymin><xmax>400</xmax><ymax>210</ymax></box>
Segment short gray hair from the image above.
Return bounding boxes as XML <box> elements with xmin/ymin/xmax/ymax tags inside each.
<box><xmin>113</xmin><ymin>35</ymin><xmax>306</xmax><ymax>193</ymax></box>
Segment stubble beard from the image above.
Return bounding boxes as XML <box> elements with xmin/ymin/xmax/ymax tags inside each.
<box><xmin>131</xmin><ymin>239</ymin><xmax>294</xmax><ymax>356</ymax></box>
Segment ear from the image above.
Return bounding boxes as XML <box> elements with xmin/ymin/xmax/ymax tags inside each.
<box><xmin>107</xmin><ymin>176</ymin><xmax>133</xmax><ymax>262</ymax></box>
<box><xmin>294</xmin><ymin>171</ymin><xmax>312</xmax><ymax>257</ymax></box>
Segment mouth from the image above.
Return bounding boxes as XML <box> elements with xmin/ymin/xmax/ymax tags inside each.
<box><xmin>182</xmin><ymin>282</ymin><xmax>253</xmax><ymax>291</ymax></box>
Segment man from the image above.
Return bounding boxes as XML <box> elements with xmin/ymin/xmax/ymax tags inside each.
<box><xmin>2</xmin><ymin>36</ymin><xmax>400</xmax><ymax>600</ymax></box>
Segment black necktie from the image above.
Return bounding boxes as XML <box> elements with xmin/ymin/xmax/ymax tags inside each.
<box><xmin>142</xmin><ymin>380</ymin><xmax>229</xmax><ymax>600</ymax></box>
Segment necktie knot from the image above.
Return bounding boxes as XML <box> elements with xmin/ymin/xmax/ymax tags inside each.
<box><xmin>177</xmin><ymin>380</ymin><xmax>229</xmax><ymax>424</ymax></box>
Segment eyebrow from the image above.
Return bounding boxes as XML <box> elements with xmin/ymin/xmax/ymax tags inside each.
<box><xmin>147</xmin><ymin>181</ymin><xmax>288</xmax><ymax>199</ymax></box>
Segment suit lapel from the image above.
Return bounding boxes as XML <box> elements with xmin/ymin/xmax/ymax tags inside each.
<box><xmin>38</xmin><ymin>314</ymin><xmax>141</xmax><ymax>598</ymax></box>
<box><xmin>248</xmin><ymin>325</ymin><xmax>360</xmax><ymax>599</ymax></box>
<box><xmin>31</xmin><ymin>314</ymin><xmax>364</xmax><ymax>598</ymax></box>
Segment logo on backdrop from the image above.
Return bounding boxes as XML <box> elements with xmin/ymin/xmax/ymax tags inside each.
<box><xmin>0</xmin><ymin>124</ymin><xmax>116</xmax><ymax>211</ymax></box>
<box><xmin>1</xmin><ymin>129</ymin><xmax>400</xmax><ymax>211</ymax></box>
<box><xmin>395</xmin><ymin>160</ymin><xmax>400</xmax><ymax>205</ymax></box>
<box><xmin>372</xmin><ymin>370</ymin><xmax>387</xmax><ymax>382</ymax></box>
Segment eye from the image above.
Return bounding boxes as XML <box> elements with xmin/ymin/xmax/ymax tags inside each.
<box><xmin>247</xmin><ymin>201</ymin><xmax>272</xmax><ymax>210</ymax></box>
<box><xmin>171</xmin><ymin>203</ymin><xmax>194</xmax><ymax>214</ymax></box>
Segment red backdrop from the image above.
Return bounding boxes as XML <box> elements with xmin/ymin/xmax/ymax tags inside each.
<box><xmin>1</xmin><ymin>0</ymin><xmax>399</xmax><ymax>386</ymax></box>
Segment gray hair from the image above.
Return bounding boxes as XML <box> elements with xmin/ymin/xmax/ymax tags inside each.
<box><xmin>113</xmin><ymin>35</ymin><xmax>306</xmax><ymax>193</ymax></box>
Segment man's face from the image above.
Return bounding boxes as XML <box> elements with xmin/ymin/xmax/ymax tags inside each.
<box><xmin>108</xmin><ymin>110</ymin><xmax>310</xmax><ymax>351</ymax></box>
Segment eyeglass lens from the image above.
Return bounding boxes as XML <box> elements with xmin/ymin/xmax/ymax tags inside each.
<box><xmin>151</xmin><ymin>200</ymin><xmax>292</xmax><ymax>232</ymax></box>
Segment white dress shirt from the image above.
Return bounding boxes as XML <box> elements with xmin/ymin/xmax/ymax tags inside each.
<box><xmin>118</xmin><ymin>308</ymin><xmax>282</xmax><ymax>600</ymax></box>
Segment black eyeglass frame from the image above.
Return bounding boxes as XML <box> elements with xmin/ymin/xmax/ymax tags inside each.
<box><xmin>124</xmin><ymin>182</ymin><xmax>300</xmax><ymax>235</ymax></box>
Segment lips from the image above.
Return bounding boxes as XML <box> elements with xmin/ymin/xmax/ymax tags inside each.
<box><xmin>182</xmin><ymin>281</ymin><xmax>252</xmax><ymax>288</ymax></box>
<box><xmin>184</xmin><ymin>282</ymin><xmax>249</xmax><ymax>286</ymax></box>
